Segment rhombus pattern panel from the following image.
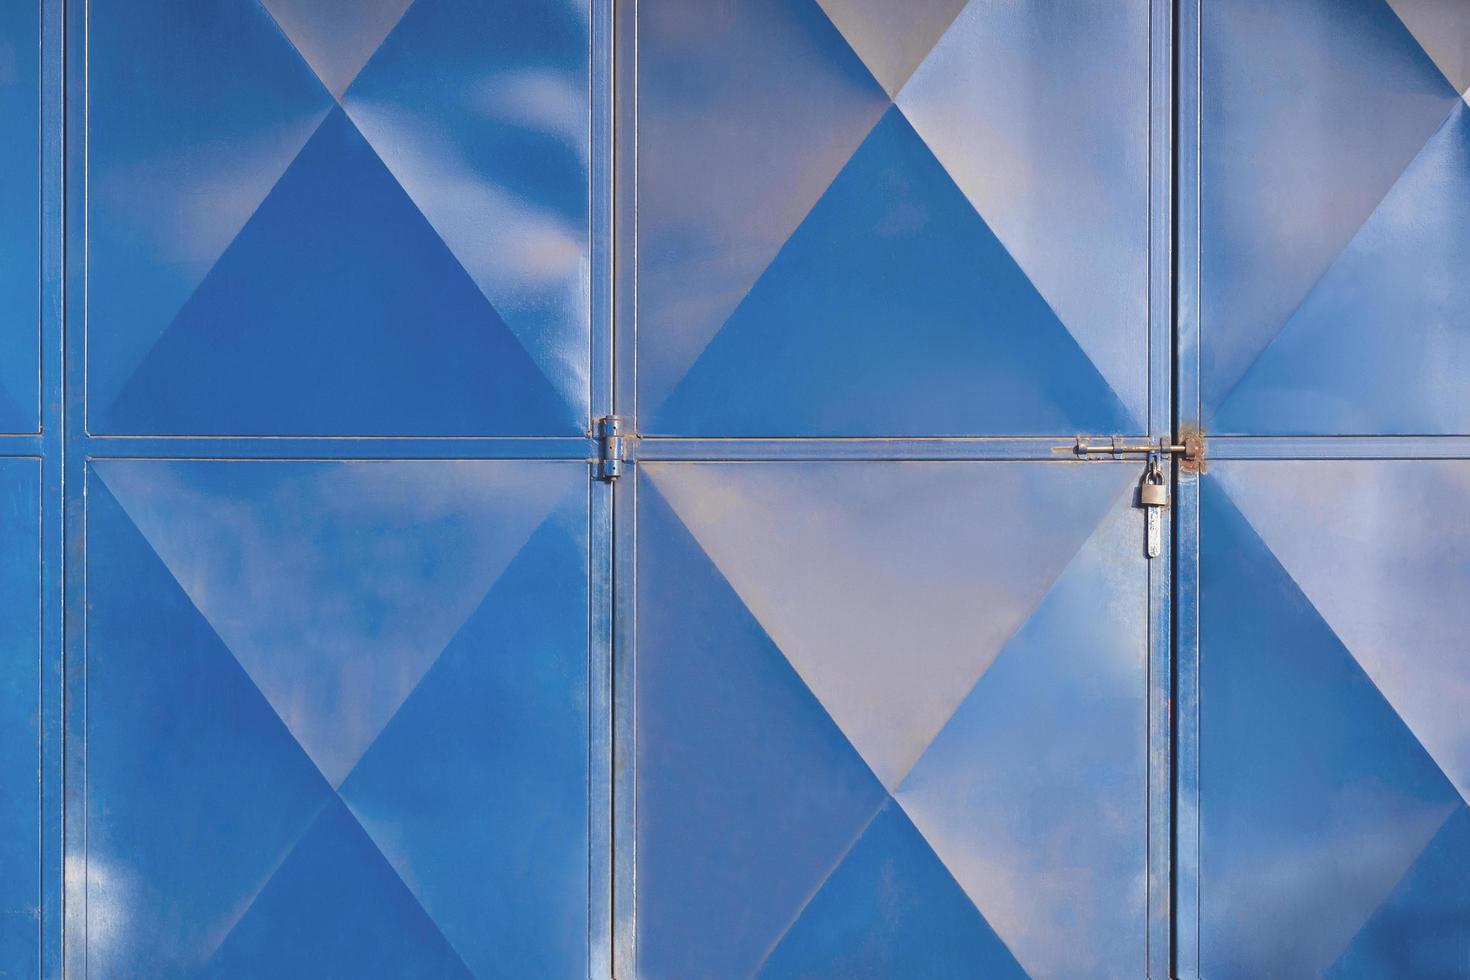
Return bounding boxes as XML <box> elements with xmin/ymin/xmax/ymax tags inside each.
<box><xmin>86</xmin><ymin>0</ymin><xmax>590</xmax><ymax>436</ymax></box>
<box><xmin>84</xmin><ymin>460</ymin><xmax>591</xmax><ymax>978</ymax></box>
<box><xmin>635</xmin><ymin>0</ymin><xmax>1150</xmax><ymax>437</ymax></box>
<box><xmin>635</xmin><ymin>462</ymin><xmax>1150</xmax><ymax>979</ymax></box>
<box><xmin>1203</xmin><ymin>0</ymin><xmax>1470</xmax><ymax>434</ymax></box>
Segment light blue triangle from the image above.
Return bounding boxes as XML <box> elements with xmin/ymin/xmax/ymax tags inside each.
<box><xmin>1327</xmin><ymin>804</ymin><xmax>1470</xmax><ymax>977</ymax></box>
<box><xmin>634</xmin><ymin>479</ymin><xmax>888</xmax><ymax>980</ymax></box>
<box><xmin>1199</xmin><ymin>479</ymin><xmax>1462</xmax><ymax>977</ymax></box>
<box><xmin>85</xmin><ymin>477</ymin><xmax>334</xmax><ymax>975</ymax></box>
<box><xmin>339</xmin><ymin>484</ymin><xmax>591</xmax><ymax>979</ymax></box>
<box><xmin>1215</xmin><ymin>101</ymin><xmax>1470</xmax><ymax>434</ymax></box>
<box><xmin>759</xmin><ymin>800</ymin><xmax>1027</xmax><ymax>979</ymax></box>
<box><xmin>201</xmin><ymin>797</ymin><xmax>474</xmax><ymax>979</ymax></box>
<box><xmin>656</xmin><ymin>106</ymin><xmax>1136</xmax><ymax>436</ymax></box>
<box><xmin>1200</xmin><ymin>0</ymin><xmax>1461</xmax><ymax>413</ymax></box>
<box><xmin>105</xmin><ymin>108</ymin><xmax>574</xmax><ymax>436</ymax></box>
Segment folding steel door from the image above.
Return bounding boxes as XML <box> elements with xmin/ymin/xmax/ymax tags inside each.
<box><xmin>1178</xmin><ymin>1</ymin><xmax>1470</xmax><ymax>975</ymax></box>
<box><xmin>621</xmin><ymin>1</ymin><xmax>1173</xmax><ymax>976</ymax></box>
<box><xmin>62</xmin><ymin>1</ymin><xmax>609</xmax><ymax>977</ymax></box>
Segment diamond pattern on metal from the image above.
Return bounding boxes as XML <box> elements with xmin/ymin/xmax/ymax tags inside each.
<box><xmin>1213</xmin><ymin>102</ymin><xmax>1470</xmax><ymax>435</ymax></box>
<box><xmin>1200</xmin><ymin>467</ymin><xmax>1470</xmax><ymax>978</ymax></box>
<box><xmin>897</xmin><ymin>0</ymin><xmax>1150</xmax><ymax>422</ymax></box>
<box><xmin>1203</xmin><ymin>0</ymin><xmax>1470</xmax><ymax>432</ymax></box>
<box><xmin>760</xmin><ymin>800</ymin><xmax>1027</xmax><ymax>979</ymax></box>
<box><xmin>88</xmin><ymin>0</ymin><xmax>589</xmax><ymax>435</ymax></box>
<box><xmin>0</xmin><ymin>0</ymin><xmax>40</xmax><ymax>432</ymax></box>
<box><xmin>636</xmin><ymin>462</ymin><xmax>1148</xmax><ymax>978</ymax></box>
<box><xmin>0</xmin><ymin>461</ymin><xmax>40</xmax><ymax>973</ymax></box>
<box><xmin>1387</xmin><ymin>0</ymin><xmax>1470</xmax><ymax>97</ymax></box>
<box><xmin>896</xmin><ymin>492</ymin><xmax>1148</xmax><ymax>979</ymax></box>
<box><xmin>1216</xmin><ymin>461</ymin><xmax>1470</xmax><ymax>811</ymax></box>
<box><xmin>84</xmin><ymin>461</ymin><xmax>589</xmax><ymax>977</ymax></box>
<box><xmin>637</xmin><ymin>0</ymin><xmax>1149</xmax><ymax>436</ymax></box>
<box><xmin>258</xmin><ymin>0</ymin><xmax>415</xmax><ymax>99</ymax></box>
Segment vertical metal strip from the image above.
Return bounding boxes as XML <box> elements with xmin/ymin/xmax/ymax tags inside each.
<box><xmin>610</xmin><ymin>471</ymin><xmax>637</xmax><ymax>979</ymax></box>
<box><xmin>610</xmin><ymin>0</ymin><xmax>639</xmax><ymax>974</ymax></box>
<box><xmin>1172</xmin><ymin>0</ymin><xmax>1204</xmax><ymax>976</ymax></box>
<box><xmin>588</xmin><ymin>3</ymin><xmax>615</xmax><ymax>976</ymax></box>
<box><xmin>38</xmin><ymin>0</ymin><xmax>65</xmax><ymax>973</ymax></box>
<box><xmin>1145</xmin><ymin>0</ymin><xmax>1177</xmax><ymax>975</ymax></box>
<box><xmin>60</xmin><ymin>0</ymin><xmax>88</xmax><ymax>974</ymax></box>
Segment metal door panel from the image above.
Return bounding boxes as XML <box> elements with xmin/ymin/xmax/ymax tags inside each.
<box><xmin>1200</xmin><ymin>0</ymin><xmax>1470</xmax><ymax>434</ymax></box>
<box><xmin>634</xmin><ymin>0</ymin><xmax>1152</xmax><ymax>437</ymax></box>
<box><xmin>630</xmin><ymin>461</ymin><xmax>1151</xmax><ymax>978</ymax></box>
<box><xmin>80</xmin><ymin>459</ymin><xmax>591</xmax><ymax>977</ymax></box>
<box><xmin>0</xmin><ymin>0</ymin><xmax>40</xmax><ymax>434</ymax></box>
<box><xmin>0</xmin><ymin>461</ymin><xmax>40</xmax><ymax>976</ymax></box>
<box><xmin>84</xmin><ymin>0</ymin><xmax>591</xmax><ymax>436</ymax></box>
<box><xmin>1195</xmin><ymin>460</ymin><xmax>1470</xmax><ymax>977</ymax></box>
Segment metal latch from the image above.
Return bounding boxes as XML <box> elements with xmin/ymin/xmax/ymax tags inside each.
<box><xmin>1139</xmin><ymin>451</ymin><xmax>1169</xmax><ymax>559</ymax></box>
<box><xmin>597</xmin><ymin>415</ymin><xmax>626</xmax><ymax>481</ymax></box>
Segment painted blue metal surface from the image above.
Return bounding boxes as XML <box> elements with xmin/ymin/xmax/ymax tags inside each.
<box><xmin>634</xmin><ymin>0</ymin><xmax>1152</xmax><ymax>437</ymax></box>
<box><xmin>86</xmin><ymin>0</ymin><xmax>591</xmax><ymax>436</ymax></box>
<box><xmin>0</xmin><ymin>461</ymin><xmax>40</xmax><ymax>978</ymax></box>
<box><xmin>1197</xmin><ymin>461</ymin><xmax>1470</xmax><ymax>977</ymax></box>
<box><xmin>0</xmin><ymin>0</ymin><xmax>39</xmax><ymax>434</ymax></box>
<box><xmin>82</xmin><ymin>460</ymin><xmax>591</xmax><ymax>977</ymax></box>
<box><xmin>632</xmin><ymin>461</ymin><xmax>1152</xmax><ymax>978</ymax></box>
<box><xmin>1201</xmin><ymin>0</ymin><xmax>1470</xmax><ymax>435</ymax></box>
<box><xmin>1181</xmin><ymin>3</ymin><xmax>1470</xmax><ymax>975</ymax></box>
<box><xmin>62</xmin><ymin>2</ymin><xmax>609</xmax><ymax>977</ymax></box>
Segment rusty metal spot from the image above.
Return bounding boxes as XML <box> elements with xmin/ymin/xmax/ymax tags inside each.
<box><xmin>1178</xmin><ymin>424</ymin><xmax>1207</xmax><ymax>474</ymax></box>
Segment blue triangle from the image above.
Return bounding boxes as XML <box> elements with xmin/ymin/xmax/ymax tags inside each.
<box><xmin>634</xmin><ymin>479</ymin><xmax>888</xmax><ymax>979</ymax></box>
<box><xmin>105</xmin><ymin>107</ymin><xmax>573</xmax><ymax>436</ymax></box>
<box><xmin>201</xmin><ymin>797</ymin><xmax>473</xmax><ymax>979</ymax></box>
<box><xmin>85</xmin><ymin>476</ymin><xmax>334</xmax><ymax>975</ymax></box>
<box><xmin>1328</xmin><ymin>804</ymin><xmax>1470</xmax><ymax>978</ymax></box>
<box><xmin>338</xmin><ymin>485</ymin><xmax>589</xmax><ymax>979</ymax></box>
<box><xmin>760</xmin><ymin>799</ymin><xmax>1026</xmax><ymax>978</ymax></box>
<box><xmin>86</xmin><ymin>0</ymin><xmax>333</xmax><ymax>417</ymax></box>
<box><xmin>1199</xmin><ymin>0</ymin><xmax>1462</xmax><ymax>414</ymax></box>
<box><xmin>1199</xmin><ymin>479</ymin><xmax>1462</xmax><ymax>978</ymax></box>
<box><xmin>1215</xmin><ymin>101</ymin><xmax>1470</xmax><ymax>435</ymax></box>
<box><xmin>896</xmin><ymin>498</ymin><xmax>1146</xmax><ymax>978</ymax></box>
<box><xmin>654</xmin><ymin>105</ymin><xmax>1135</xmax><ymax>436</ymax></box>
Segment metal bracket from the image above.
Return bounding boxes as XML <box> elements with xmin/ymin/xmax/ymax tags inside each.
<box><xmin>597</xmin><ymin>415</ymin><xmax>627</xmax><ymax>481</ymax></box>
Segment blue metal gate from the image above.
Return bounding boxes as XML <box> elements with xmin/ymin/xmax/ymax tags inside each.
<box><xmin>2</xmin><ymin>0</ymin><xmax>1467</xmax><ymax>977</ymax></box>
<box><xmin>55</xmin><ymin>1</ymin><xmax>610</xmax><ymax>976</ymax></box>
<box><xmin>621</xmin><ymin>0</ymin><xmax>1170</xmax><ymax>976</ymax></box>
<box><xmin>1177</xmin><ymin>0</ymin><xmax>1470</xmax><ymax>976</ymax></box>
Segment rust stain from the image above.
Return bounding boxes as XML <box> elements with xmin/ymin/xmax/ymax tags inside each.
<box><xmin>1178</xmin><ymin>424</ymin><xmax>1207</xmax><ymax>474</ymax></box>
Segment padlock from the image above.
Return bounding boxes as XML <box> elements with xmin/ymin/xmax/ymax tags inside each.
<box><xmin>1140</xmin><ymin>472</ymin><xmax>1169</xmax><ymax>507</ymax></box>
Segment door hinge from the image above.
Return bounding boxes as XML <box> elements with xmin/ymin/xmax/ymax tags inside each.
<box><xmin>597</xmin><ymin>415</ymin><xmax>627</xmax><ymax>481</ymax></box>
